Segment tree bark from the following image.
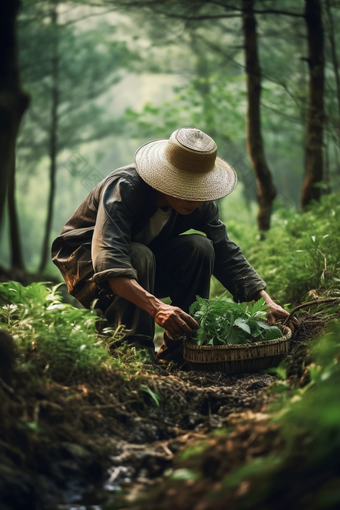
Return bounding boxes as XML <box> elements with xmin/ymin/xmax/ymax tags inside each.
<box><xmin>7</xmin><ymin>160</ymin><xmax>25</xmax><ymax>270</ymax></box>
<box><xmin>301</xmin><ymin>0</ymin><xmax>324</xmax><ymax>210</ymax></box>
<box><xmin>242</xmin><ymin>0</ymin><xmax>276</xmax><ymax>231</ymax></box>
<box><xmin>0</xmin><ymin>1</ymin><xmax>29</xmax><ymax>226</ymax></box>
<box><xmin>39</xmin><ymin>0</ymin><xmax>59</xmax><ymax>273</ymax></box>
<box><xmin>325</xmin><ymin>0</ymin><xmax>340</xmax><ymax>146</ymax></box>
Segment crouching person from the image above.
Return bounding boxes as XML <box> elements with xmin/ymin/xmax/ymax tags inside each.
<box><xmin>52</xmin><ymin>128</ymin><xmax>288</xmax><ymax>363</ymax></box>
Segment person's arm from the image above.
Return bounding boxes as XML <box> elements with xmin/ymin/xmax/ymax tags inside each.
<box><xmin>196</xmin><ymin>202</ymin><xmax>267</xmax><ymax>302</ymax></box>
<box><xmin>108</xmin><ymin>277</ymin><xmax>199</xmax><ymax>338</ymax></box>
<box><xmin>196</xmin><ymin>203</ymin><xmax>293</xmax><ymax>326</ymax></box>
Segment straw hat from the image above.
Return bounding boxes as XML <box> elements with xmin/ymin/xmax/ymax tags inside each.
<box><xmin>134</xmin><ymin>127</ymin><xmax>237</xmax><ymax>201</ymax></box>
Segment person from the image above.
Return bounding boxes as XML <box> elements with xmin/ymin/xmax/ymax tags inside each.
<box><xmin>52</xmin><ymin>128</ymin><xmax>289</xmax><ymax>363</ymax></box>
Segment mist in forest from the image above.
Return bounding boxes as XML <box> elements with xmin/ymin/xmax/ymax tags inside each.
<box><xmin>1</xmin><ymin>0</ymin><xmax>339</xmax><ymax>275</ymax></box>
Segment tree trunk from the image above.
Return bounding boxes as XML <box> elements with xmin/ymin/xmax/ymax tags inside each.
<box><xmin>7</xmin><ymin>160</ymin><xmax>25</xmax><ymax>270</ymax></box>
<box><xmin>301</xmin><ymin>0</ymin><xmax>324</xmax><ymax>210</ymax></box>
<box><xmin>39</xmin><ymin>0</ymin><xmax>59</xmax><ymax>273</ymax></box>
<box><xmin>0</xmin><ymin>1</ymin><xmax>29</xmax><ymax>226</ymax></box>
<box><xmin>325</xmin><ymin>0</ymin><xmax>340</xmax><ymax>146</ymax></box>
<box><xmin>242</xmin><ymin>0</ymin><xmax>276</xmax><ymax>231</ymax></box>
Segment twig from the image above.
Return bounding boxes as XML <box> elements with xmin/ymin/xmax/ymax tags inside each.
<box><xmin>33</xmin><ymin>400</ymin><xmax>64</xmax><ymax>424</ymax></box>
<box><xmin>283</xmin><ymin>298</ymin><xmax>340</xmax><ymax>325</ymax></box>
<box><xmin>0</xmin><ymin>378</ymin><xmax>29</xmax><ymax>421</ymax></box>
<box><xmin>80</xmin><ymin>400</ymin><xmax>138</xmax><ymax>410</ymax></box>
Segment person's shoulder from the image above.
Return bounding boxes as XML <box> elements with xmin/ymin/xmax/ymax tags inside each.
<box><xmin>200</xmin><ymin>200</ymin><xmax>219</xmax><ymax>216</ymax></box>
<box><xmin>100</xmin><ymin>165</ymin><xmax>155</xmax><ymax>210</ymax></box>
<box><xmin>105</xmin><ymin>164</ymin><xmax>148</xmax><ymax>190</ymax></box>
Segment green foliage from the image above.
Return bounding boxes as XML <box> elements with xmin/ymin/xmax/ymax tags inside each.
<box><xmin>211</xmin><ymin>193</ymin><xmax>340</xmax><ymax>305</ymax></box>
<box><xmin>189</xmin><ymin>293</ymin><xmax>282</xmax><ymax>346</ymax></box>
<box><xmin>0</xmin><ymin>281</ymin><xmax>110</xmax><ymax>381</ymax></box>
<box><xmin>243</xmin><ymin>193</ymin><xmax>340</xmax><ymax>304</ymax></box>
<box><xmin>277</xmin><ymin>321</ymin><xmax>340</xmax><ymax>450</ymax></box>
<box><xmin>170</xmin><ymin>468</ymin><xmax>202</xmax><ymax>482</ymax></box>
<box><xmin>139</xmin><ymin>385</ymin><xmax>161</xmax><ymax>407</ymax></box>
<box><xmin>219</xmin><ymin>320</ymin><xmax>340</xmax><ymax>508</ymax></box>
<box><xmin>125</xmin><ymin>73</ymin><xmax>247</xmax><ymax>145</ymax></box>
<box><xmin>0</xmin><ymin>281</ymin><xmax>151</xmax><ymax>382</ymax></box>
<box><xmin>179</xmin><ymin>441</ymin><xmax>209</xmax><ymax>462</ymax></box>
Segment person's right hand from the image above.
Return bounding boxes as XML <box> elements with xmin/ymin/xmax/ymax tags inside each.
<box><xmin>153</xmin><ymin>303</ymin><xmax>199</xmax><ymax>338</ymax></box>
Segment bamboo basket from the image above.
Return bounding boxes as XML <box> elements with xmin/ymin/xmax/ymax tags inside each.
<box><xmin>183</xmin><ymin>326</ymin><xmax>292</xmax><ymax>374</ymax></box>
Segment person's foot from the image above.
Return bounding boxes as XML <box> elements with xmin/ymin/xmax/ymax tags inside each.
<box><xmin>155</xmin><ymin>333</ymin><xmax>188</xmax><ymax>369</ymax></box>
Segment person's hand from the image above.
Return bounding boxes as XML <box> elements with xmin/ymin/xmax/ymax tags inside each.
<box><xmin>153</xmin><ymin>303</ymin><xmax>199</xmax><ymax>338</ymax></box>
<box><xmin>258</xmin><ymin>290</ymin><xmax>289</xmax><ymax>325</ymax></box>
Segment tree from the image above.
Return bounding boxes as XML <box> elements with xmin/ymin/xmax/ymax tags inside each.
<box><xmin>242</xmin><ymin>0</ymin><xmax>276</xmax><ymax>231</ymax></box>
<box><xmin>97</xmin><ymin>0</ymin><xmax>306</xmax><ymax>227</ymax></box>
<box><xmin>301</xmin><ymin>0</ymin><xmax>325</xmax><ymax>209</ymax></box>
<box><xmin>0</xmin><ymin>1</ymin><xmax>29</xmax><ymax>227</ymax></box>
<box><xmin>7</xmin><ymin>161</ymin><xmax>25</xmax><ymax>270</ymax></box>
<box><xmin>12</xmin><ymin>0</ymin><xmax>133</xmax><ymax>272</ymax></box>
<box><xmin>40</xmin><ymin>0</ymin><xmax>59</xmax><ymax>272</ymax></box>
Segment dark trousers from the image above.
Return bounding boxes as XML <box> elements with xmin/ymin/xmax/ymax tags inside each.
<box><xmin>100</xmin><ymin>234</ymin><xmax>215</xmax><ymax>360</ymax></box>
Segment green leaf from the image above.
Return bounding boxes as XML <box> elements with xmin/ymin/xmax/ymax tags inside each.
<box><xmin>170</xmin><ymin>469</ymin><xmax>201</xmax><ymax>482</ymax></box>
<box><xmin>249</xmin><ymin>296</ymin><xmax>267</xmax><ymax>315</ymax></box>
<box><xmin>140</xmin><ymin>385</ymin><xmax>161</xmax><ymax>407</ymax></box>
<box><xmin>234</xmin><ymin>318</ymin><xmax>251</xmax><ymax>335</ymax></box>
<box><xmin>265</xmin><ymin>326</ymin><xmax>282</xmax><ymax>340</ymax></box>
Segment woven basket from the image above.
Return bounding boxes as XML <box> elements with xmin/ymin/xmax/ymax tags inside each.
<box><xmin>183</xmin><ymin>326</ymin><xmax>292</xmax><ymax>374</ymax></box>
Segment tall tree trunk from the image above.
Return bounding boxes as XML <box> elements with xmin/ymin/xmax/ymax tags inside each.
<box><xmin>39</xmin><ymin>0</ymin><xmax>59</xmax><ymax>273</ymax></box>
<box><xmin>7</xmin><ymin>161</ymin><xmax>25</xmax><ymax>270</ymax></box>
<box><xmin>325</xmin><ymin>0</ymin><xmax>340</xmax><ymax>146</ymax></box>
<box><xmin>190</xmin><ymin>34</ymin><xmax>214</xmax><ymax>135</ymax></box>
<box><xmin>301</xmin><ymin>0</ymin><xmax>324</xmax><ymax>210</ymax></box>
<box><xmin>242</xmin><ymin>0</ymin><xmax>276</xmax><ymax>231</ymax></box>
<box><xmin>0</xmin><ymin>1</ymin><xmax>29</xmax><ymax>226</ymax></box>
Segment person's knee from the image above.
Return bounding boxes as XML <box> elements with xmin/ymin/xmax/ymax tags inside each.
<box><xmin>183</xmin><ymin>234</ymin><xmax>215</xmax><ymax>262</ymax></box>
<box><xmin>129</xmin><ymin>242</ymin><xmax>156</xmax><ymax>276</ymax></box>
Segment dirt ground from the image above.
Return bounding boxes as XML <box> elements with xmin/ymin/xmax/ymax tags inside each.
<box><xmin>0</xmin><ymin>311</ymin><xmax>331</xmax><ymax>510</ymax></box>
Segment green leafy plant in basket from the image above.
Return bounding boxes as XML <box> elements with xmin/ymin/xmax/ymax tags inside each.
<box><xmin>188</xmin><ymin>292</ymin><xmax>282</xmax><ymax>346</ymax></box>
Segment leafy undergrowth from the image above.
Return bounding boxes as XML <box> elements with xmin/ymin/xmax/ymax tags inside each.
<box><xmin>1</xmin><ymin>197</ymin><xmax>340</xmax><ymax>510</ymax></box>
<box><xmin>0</xmin><ymin>281</ymin><xmax>152</xmax><ymax>382</ymax></box>
<box><xmin>109</xmin><ymin>318</ymin><xmax>340</xmax><ymax>510</ymax></box>
<box><xmin>0</xmin><ymin>281</ymin><xmax>279</xmax><ymax>510</ymax></box>
<box><xmin>217</xmin><ymin>193</ymin><xmax>340</xmax><ymax>306</ymax></box>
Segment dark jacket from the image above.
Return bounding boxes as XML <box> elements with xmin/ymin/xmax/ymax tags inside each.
<box><xmin>52</xmin><ymin>165</ymin><xmax>266</xmax><ymax>306</ymax></box>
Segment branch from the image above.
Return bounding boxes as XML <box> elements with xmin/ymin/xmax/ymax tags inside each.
<box><xmin>260</xmin><ymin>102</ymin><xmax>304</xmax><ymax>124</ymax></box>
<box><xmin>251</xmin><ymin>9</ymin><xmax>304</xmax><ymax>17</ymax></box>
<box><xmin>197</xmin><ymin>34</ymin><xmax>303</xmax><ymax>108</ymax></box>
<box><xmin>94</xmin><ymin>0</ymin><xmax>305</xmax><ymax>18</ymax></box>
<box><xmin>205</xmin><ymin>1</ymin><xmax>305</xmax><ymax>17</ymax></box>
<box><xmin>283</xmin><ymin>298</ymin><xmax>340</xmax><ymax>325</ymax></box>
<box><xmin>62</xmin><ymin>9</ymin><xmax>115</xmax><ymax>27</ymax></box>
<box><xmin>148</xmin><ymin>12</ymin><xmax>241</xmax><ymax>20</ymax></box>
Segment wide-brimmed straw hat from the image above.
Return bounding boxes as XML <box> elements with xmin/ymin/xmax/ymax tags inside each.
<box><xmin>134</xmin><ymin>127</ymin><xmax>237</xmax><ymax>201</ymax></box>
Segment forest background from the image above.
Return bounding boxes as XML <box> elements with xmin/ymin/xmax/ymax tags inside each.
<box><xmin>1</xmin><ymin>2</ymin><xmax>340</xmax><ymax>508</ymax></box>
<box><xmin>1</xmin><ymin>0</ymin><xmax>339</xmax><ymax>280</ymax></box>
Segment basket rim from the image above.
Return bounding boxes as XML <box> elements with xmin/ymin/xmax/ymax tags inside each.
<box><xmin>183</xmin><ymin>325</ymin><xmax>292</xmax><ymax>351</ymax></box>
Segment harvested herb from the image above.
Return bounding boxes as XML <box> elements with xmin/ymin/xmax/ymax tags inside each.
<box><xmin>189</xmin><ymin>292</ymin><xmax>282</xmax><ymax>346</ymax></box>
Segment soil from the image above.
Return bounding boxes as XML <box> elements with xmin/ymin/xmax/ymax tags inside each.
<box><xmin>0</xmin><ymin>310</ymin><xmax>334</xmax><ymax>510</ymax></box>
